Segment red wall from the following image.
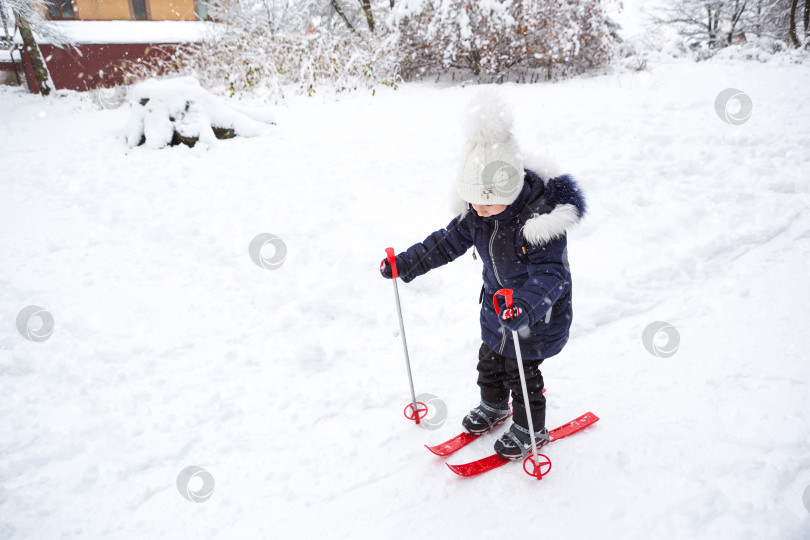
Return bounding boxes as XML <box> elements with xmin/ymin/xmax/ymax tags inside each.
<box><xmin>21</xmin><ymin>43</ymin><xmax>181</xmax><ymax>93</ymax></box>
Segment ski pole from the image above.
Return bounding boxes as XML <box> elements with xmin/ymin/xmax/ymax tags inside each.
<box><xmin>385</xmin><ymin>247</ymin><xmax>424</xmax><ymax>425</ymax></box>
<box><xmin>494</xmin><ymin>288</ymin><xmax>545</xmax><ymax>479</ymax></box>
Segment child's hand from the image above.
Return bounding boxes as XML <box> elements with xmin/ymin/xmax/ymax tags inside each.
<box><xmin>380</xmin><ymin>257</ymin><xmax>400</xmax><ymax>279</ymax></box>
<box><xmin>380</xmin><ymin>254</ymin><xmax>413</xmax><ymax>282</ymax></box>
<box><xmin>495</xmin><ymin>297</ymin><xmax>530</xmax><ymax>331</ymax></box>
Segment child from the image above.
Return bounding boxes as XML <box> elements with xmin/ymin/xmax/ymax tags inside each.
<box><xmin>379</xmin><ymin>94</ymin><xmax>587</xmax><ymax>459</ymax></box>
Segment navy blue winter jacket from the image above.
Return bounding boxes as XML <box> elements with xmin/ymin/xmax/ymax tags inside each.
<box><xmin>395</xmin><ymin>169</ymin><xmax>586</xmax><ymax>360</ymax></box>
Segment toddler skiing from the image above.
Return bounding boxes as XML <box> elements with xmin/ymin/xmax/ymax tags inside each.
<box><xmin>380</xmin><ymin>94</ymin><xmax>587</xmax><ymax>460</ymax></box>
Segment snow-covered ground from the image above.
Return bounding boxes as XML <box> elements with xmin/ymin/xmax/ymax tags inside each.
<box><xmin>2</xmin><ymin>55</ymin><xmax>810</xmax><ymax>539</ymax></box>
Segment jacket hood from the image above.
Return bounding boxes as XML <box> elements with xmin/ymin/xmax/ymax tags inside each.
<box><xmin>519</xmin><ymin>169</ymin><xmax>587</xmax><ymax>246</ymax></box>
<box><xmin>453</xmin><ymin>152</ymin><xmax>587</xmax><ymax>246</ymax></box>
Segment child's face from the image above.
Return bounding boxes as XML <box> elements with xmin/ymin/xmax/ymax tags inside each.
<box><xmin>471</xmin><ymin>203</ymin><xmax>508</xmax><ymax>217</ymax></box>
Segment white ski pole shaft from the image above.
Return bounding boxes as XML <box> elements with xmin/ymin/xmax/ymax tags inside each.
<box><xmin>494</xmin><ymin>289</ymin><xmax>540</xmax><ymax>470</ymax></box>
<box><xmin>386</xmin><ymin>248</ymin><xmax>420</xmax><ymax>423</ymax></box>
<box><xmin>511</xmin><ymin>329</ymin><xmax>540</xmax><ymax>469</ymax></box>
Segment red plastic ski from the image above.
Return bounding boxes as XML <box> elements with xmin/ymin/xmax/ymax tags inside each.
<box><xmin>426</xmin><ymin>432</ymin><xmax>482</xmax><ymax>456</ymax></box>
<box><xmin>446</xmin><ymin>412</ymin><xmax>599</xmax><ymax>477</ymax></box>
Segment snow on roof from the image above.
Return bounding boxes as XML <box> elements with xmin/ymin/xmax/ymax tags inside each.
<box><xmin>14</xmin><ymin>20</ymin><xmax>220</xmax><ymax>45</ymax></box>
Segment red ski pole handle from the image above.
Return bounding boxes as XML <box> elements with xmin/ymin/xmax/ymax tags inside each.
<box><xmin>385</xmin><ymin>247</ymin><xmax>399</xmax><ymax>279</ymax></box>
<box><xmin>493</xmin><ymin>288</ymin><xmax>514</xmax><ymax>316</ymax></box>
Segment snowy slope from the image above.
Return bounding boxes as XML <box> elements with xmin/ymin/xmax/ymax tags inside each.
<box><xmin>1</xmin><ymin>56</ymin><xmax>810</xmax><ymax>539</ymax></box>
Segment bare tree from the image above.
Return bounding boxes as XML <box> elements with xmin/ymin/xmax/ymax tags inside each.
<box><xmin>330</xmin><ymin>0</ymin><xmax>357</xmax><ymax>34</ymax></box>
<box><xmin>789</xmin><ymin>0</ymin><xmax>801</xmax><ymax>44</ymax></box>
<box><xmin>804</xmin><ymin>0</ymin><xmax>810</xmax><ymax>41</ymax></box>
<box><xmin>655</xmin><ymin>0</ymin><xmax>752</xmax><ymax>48</ymax></box>
<box><xmin>788</xmin><ymin>0</ymin><xmax>810</xmax><ymax>45</ymax></box>
<box><xmin>657</xmin><ymin>0</ymin><xmax>809</xmax><ymax>50</ymax></box>
<box><xmin>0</xmin><ymin>0</ymin><xmax>72</xmax><ymax>95</ymax></box>
<box><xmin>359</xmin><ymin>0</ymin><xmax>374</xmax><ymax>32</ymax></box>
<box><xmin>14</xmin><ymin>4</ymin><xmax>51</xmax><ymax>94</ymax></box>
<box><xmin>726</xmin><ymin>0</ymin><xmax>751</xmax><ymax>44</ymax></box>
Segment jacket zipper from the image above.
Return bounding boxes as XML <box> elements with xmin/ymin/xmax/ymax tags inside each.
<box><xmin>489</xmin><ymin>221</ymin><xmax>504</xmax><ymax>288</ymax></box>
<box><xmin>488</xmin><ymin>221</ymin><xmax>507</xmax><ymax>354</ymax></box>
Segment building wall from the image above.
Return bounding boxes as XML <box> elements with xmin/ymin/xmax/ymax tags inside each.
<box><xmin>73</xmin><ymin>0</ymin><xmax>131</xmax><ymax>20</ymax></box>
<box><xmin>149</xmin><ymin>0</ymin><xmax>197</xmax><ymax>21</ymax></box>
<box><xmin>71</xmin><ymin>0</ymin><xmax>198</xmax><ymax>21</ymax></box>
<box><xmin>21</xmin><ymin>42</ymin><xmax>185</xmax><ymax>92</ymax></box>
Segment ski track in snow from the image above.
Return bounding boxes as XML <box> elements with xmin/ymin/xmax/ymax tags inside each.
<box><xmin>1</xmin><ymin>57</ymin><xmax>810</xmax><ymax>539</ymax></box>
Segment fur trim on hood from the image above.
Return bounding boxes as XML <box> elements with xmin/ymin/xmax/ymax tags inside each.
<box><xmin>521</xmin><ymin>173</ymin><xmax>587</xmax><ymax>246</ymax></box>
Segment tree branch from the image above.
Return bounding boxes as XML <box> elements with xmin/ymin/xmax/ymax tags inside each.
<box><xmin>330</xmin><ymin>0</ymin><xmax>358</xmax><ymax>34</ymax></box>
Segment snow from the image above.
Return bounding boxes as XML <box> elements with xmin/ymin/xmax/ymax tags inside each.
<box><xmin>124</xmin><ymin>77</ymin><xmax>273</xmax><ymax>149</ymax></box>
<box><xmin>1</xmin><ymin>55</ymin><xmax>810</xmax><ymax>539</ymax></box>
<box><xmin>11</xmin><ymin>20</ymin><xmax>215</xmax><ymax>45</ymax></box>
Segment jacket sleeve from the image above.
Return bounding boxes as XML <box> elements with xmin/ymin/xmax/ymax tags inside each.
<box><xmin>396</xmin><ymin>213</ymin><xmax>475</xmax><ymax>283</ymax></box>
<box><xmin>511</xmin><ymin>237</ymin><xmax>568</xmax><ymax>326</ymax></box>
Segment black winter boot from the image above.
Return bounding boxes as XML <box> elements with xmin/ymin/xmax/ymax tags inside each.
<box><xmin>494</xmin><ymin>423</ymin><xmax>550</xmax><ymax>460</ymax></box>
<box><xmin>461</xmin><ymin>400</ymin><xmax>510</xmax><ymax>434</ymax></box>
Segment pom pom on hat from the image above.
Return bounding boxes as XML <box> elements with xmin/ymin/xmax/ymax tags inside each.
<box><xmin>456</xmin><ymin>92</ymin><xmax>524</xmax><ymax>206</ymax></box>
<box><xmin>463</xmin><ymin>90</ymin><xmax>516</xmax><ymax>145</ymax></box>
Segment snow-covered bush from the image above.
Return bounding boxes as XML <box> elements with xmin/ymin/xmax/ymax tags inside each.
<box><xmin>120</xmin><ymin>23</ymin><xmax>400</xmax><ymax>100</ymax></box>
<box><xmin>203</xmin><ymin>26</ymin><xmax>400</xmax><ymax>97</ymax></box>
<box><xmin>123</xmin><ymin>77</ymin><xmax>274</xmax><ymax>149</ymax></box>
<box><xmin>390</xmin><ymin>0</ymin><xmax>615</xmax><ymax>82</ymax></box>
<box><xmin>710</xmin><ymin>35</ymin><xmax>809</xmax><ymax>62</ymax></box>
<box><xmin>110</xmin><ymin>0</ymin><xmax>402</xmax><ymax>98</ymax></box>
<box><xmin>119</xmin><ymin>0</ymin><xmax>617</xmax><ymax>95</ymax></box>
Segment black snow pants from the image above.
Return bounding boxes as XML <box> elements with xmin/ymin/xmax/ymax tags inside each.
<box><xmin>477</xmin><ymin>342</ymin><xmax>546</xmax><ymax>432</ymax></box>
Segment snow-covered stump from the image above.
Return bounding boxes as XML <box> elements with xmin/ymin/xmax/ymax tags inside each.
<box><xmin>124</xmin><ymin>77</ymin><xmax>273</xmax><ymax>149</ymax></box>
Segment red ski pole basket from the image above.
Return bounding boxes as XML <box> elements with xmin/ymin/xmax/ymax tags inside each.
<box><xmin>522</xmin><ymin>453</ymin><xmax>552</xmax><ymax>480</ymax></box>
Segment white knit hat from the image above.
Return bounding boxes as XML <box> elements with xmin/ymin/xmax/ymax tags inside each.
<box><xmin>456</xmin><ymin>92</ymin><xmax>524</xmax><ymax>206</ymax></box>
